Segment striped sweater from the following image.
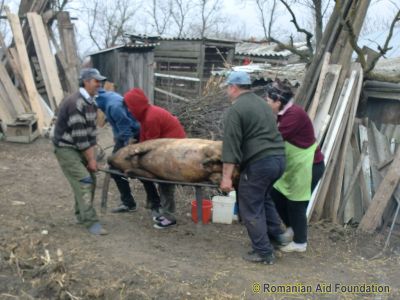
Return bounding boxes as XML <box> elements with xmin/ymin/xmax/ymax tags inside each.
<box><xmin>53</xmin><ymin>90</ymin><xmax>97</xmax><ymax>151</ymax></box>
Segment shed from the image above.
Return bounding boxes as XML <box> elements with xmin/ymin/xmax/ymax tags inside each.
<box><xmin>154</xmin><ymin>37</ymin><xmax>236</xmax><ymax>102</ymax></box>
<box><xmin>89</xmin><ymin>43</ymin><xmax>157</xmax><ymax>101</ymax></box>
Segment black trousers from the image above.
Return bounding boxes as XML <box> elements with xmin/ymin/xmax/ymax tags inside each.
<box><xmin>110</xmin><ymin>140</ymin><xmax>136</xmax><ymax>208</ymax></box>
<box><xmin>272</xmin><ymin>161</ymin><xmax>325</xmax><ymax>243</ymax></box>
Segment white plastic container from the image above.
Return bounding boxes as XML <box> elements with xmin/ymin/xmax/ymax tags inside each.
<box><xmin>212</xmin><ymin>195</ymin><xmax>235</xmax><ymax>224</ymax></box>
<box><xmin>229</xmin><ymin>191</ymin><xmax>239</xmax><ymax>221</ymax></box>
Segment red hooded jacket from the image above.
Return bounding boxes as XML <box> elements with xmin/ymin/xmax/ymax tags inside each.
<box><xmin>124</xmin><ymin>88</ymin><xmax>186</xmax><ymax>141</ymax></box>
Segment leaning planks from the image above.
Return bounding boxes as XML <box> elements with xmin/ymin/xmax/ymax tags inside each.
<box><xmin>330</xmin><ymin>63</ymin><xmax>364</xmax><ymax>223</ymax></box>
<box><xmin>27</xmin><ymin>12</ymin><xmax>64</xmax><ymax>111</ymax></box>
<box><xmin>358</xmin><ymin>146</ymin><xmax>400</xmax><ymax>233</ymax></box>
<box><xmin>0</xmin><ymin>61</ymin><xmax>26</xmax><ymax>119</ymax></box>
<box><xmin>6</xmin><ymin>9</ymin><xmax>50</xmax><ymax>132</ymax></box>
<box><xmin>312</xmin><ymin>63</ymin><xmax>342</xmax><ymax>143</ymax></box>
<box><xmin>307</xmin><ymin>69</ymin><xmax>359</xmax><ymax>221</ymax></box>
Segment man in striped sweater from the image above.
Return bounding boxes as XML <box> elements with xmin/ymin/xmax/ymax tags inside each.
<box><xmin>53</xmin><ymin>68</ymin><xmax>108</xmax><ymax>235</ymax></box>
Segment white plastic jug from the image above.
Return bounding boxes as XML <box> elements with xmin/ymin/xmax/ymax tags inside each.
<box><xmin>212</xmin><ymin>195</ymin><xmax>235</xmax><ymax>224</ymax></box>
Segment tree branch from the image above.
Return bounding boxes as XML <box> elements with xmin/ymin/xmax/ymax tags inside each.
<box><xmin>338</xmin><ymin>0</ymin><xmax>400</xmax><ymax>76</ymax></box>
<box><xmin>280</xmin><ymin>0</ymin><xmax>314</xmax><ymax>57</ymax></box>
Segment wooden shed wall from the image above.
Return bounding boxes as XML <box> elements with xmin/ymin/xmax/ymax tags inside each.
<box><xmin>154</xmin><ymin>40</ymin><xmax>235</xmax><ymax>101</ymax></box>
<box><xmin>91</xmin><ymin>49</ymin><xmax>154</xmax><ymax>102</ymax></box>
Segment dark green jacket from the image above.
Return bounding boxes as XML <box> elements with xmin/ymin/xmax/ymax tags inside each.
<box><xmin>222</xmin><ymin>91</ymin><xmax>284</xmax><ymax>168</ymax></box>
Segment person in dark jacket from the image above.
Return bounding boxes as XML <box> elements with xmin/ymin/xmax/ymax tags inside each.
<box><xmin>264</xmin><ymin>80</ymin><xmax>325</xmax><ymax>253</ymax></box>
<box><xmin>53</xmin><ymin>68</ymin><xmax>107</xmax><ymax>235</ymax></box>
<box><xmin>220</xmin><ymin>71</ymin><xmax>286</xmax><ymax>265</ymax></box>
<box><xmin>124</xmin><ymin>88</ymin><xmax>186</xmax><ymax>229</ymax></box>
<box><xmin>96</xmin><ymin>87</ymin><xmax>140</xmax><ymax>213</ymax></box>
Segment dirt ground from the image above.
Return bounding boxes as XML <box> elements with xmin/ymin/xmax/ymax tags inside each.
<box><xmin>1</xmin><ymin>126</ymin><xmax>399</xmax><ymax>300</ymax></box>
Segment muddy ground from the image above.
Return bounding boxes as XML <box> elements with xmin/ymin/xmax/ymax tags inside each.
<box><xmin>0</xmin><ymin>126</ymin><xmax>399</xmax><ymax>300</ymax></box>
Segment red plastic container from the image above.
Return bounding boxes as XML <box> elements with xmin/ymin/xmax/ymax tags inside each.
<box><xmin>191</xmin><ymin>199</ymin><xmax>212</xmax><ymax>224</ymax></box>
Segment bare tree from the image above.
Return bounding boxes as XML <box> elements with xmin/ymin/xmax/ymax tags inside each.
<box><xmin>171</xmin><ymin>0</ymin><xmax>193</xmax><ymax>38</ymax></box>
<box><xmin>254</xmin><ymin>0</ymin><xmax>278</xmax><ymax>39</ymax></box>
<box><xmin>294</xmin><ymin>0</ymin><xmax>332</xmax><ymax>47</ymax></box>
<box><xmin>194</xmin><ymin>0</ymin><xmax>225</xmax><ymax>38</ymax></box>
<box><xmin>253</xmin><ymin>0</ymin><xmax>333</xmax><ymax>62</ymax></box>
<box><xmin>79</xmin><ymin>0</ymin><xmax>139</xmax><ymax>50</ymax></box>
<box><xmin>147</xmin><ymin>0</ymin><xmax>173</xmax><ymax>35</ymax></box>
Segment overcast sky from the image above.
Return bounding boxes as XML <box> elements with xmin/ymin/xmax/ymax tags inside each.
<box><xmin>2</xmin><ymin>0</ymin><xmax>399</xmax><ymax>58</ymax></box>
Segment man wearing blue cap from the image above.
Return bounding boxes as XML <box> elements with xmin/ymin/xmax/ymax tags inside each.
<box><xmin>220</xmin><ymin>71</ymin><xmax>286</xmax><ymax>264</ymax></box>
<box><xmin>53</xmin><ymin>68</ymin><xmax>108</xmax><ymax>235</ymax></box>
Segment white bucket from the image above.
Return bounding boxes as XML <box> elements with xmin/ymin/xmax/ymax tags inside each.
<box><xmin>212</xmin><ymin>195</ymin><xmax>235</xmax><ymax>224</ymax></box>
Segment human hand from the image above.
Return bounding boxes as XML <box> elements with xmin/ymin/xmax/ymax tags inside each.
<box><xmin>220</xmin><ymin>177</ymin><xmax>233</xmax><ymax>193</ymax></box>
<box><xmin>87</xmin><ymin>159</ymin><xmax>97</xmax><ymax>172</ymax></box>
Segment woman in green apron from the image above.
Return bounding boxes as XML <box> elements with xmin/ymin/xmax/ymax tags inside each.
<box><xmin>264</xmin><ymin>80</ymin><xmax>325</xmax><ymax>253</ymax></box>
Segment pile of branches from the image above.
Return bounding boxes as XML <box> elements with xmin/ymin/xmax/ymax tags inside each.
<box><xmin>175</xmin><ymin>90</ymin><xmax>231</xmax><ymax>140</ymax></box>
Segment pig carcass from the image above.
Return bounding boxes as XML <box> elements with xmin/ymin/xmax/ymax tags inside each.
<box><xmin>108</xmin><ymin>138</ymin><xmax>236</xmax><ymax>184</ymax></box>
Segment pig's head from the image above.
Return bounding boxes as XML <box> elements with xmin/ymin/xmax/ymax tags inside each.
<box><xmin>107</xmin><ymin>146</ymin><xmax>134</xmax><ymax>172</ymax></box>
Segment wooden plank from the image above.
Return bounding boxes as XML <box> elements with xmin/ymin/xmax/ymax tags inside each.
<box><xmin>308</xmin><ymin>52</ymin><xmax>331</xmax><ymax>121</ymax></box>
<box><xmin>313</xmin><ymin>64</ymin><xmax>342</xmax><ymax>141</ymax></box>
<box><xmin>156</xmin><ymin>41</ymin><xmax>202</xmax><ymax>52</ymax></box>
<box><xmin>358</xmin><ymin>146</ymin><xmax>400</xmax><ymax>233</ymax></box>
<box><xmin>359</xmin><ymin>124</ymin><xmax>372</xmax><ymax>203</ymax></box>
<box><xmin>339</xmin><ymin>141</ymin><xmax>367</xmax><ymax>221</ymax></box>
<box><xmin>155</xmin><ymin>57</ymin><xmax>199</xmax><ymax>65</ymax></box>
<box><xmin>0</xmin><ymin>92</ymin><xmax>15</xmax><ymax>127</ymax></box>
<box><xmin>331</xmin><ymin>64</ymin><xmax>363</xmax><ymax>222</ymax></box>
<box><xmin>155</xmin><ymin>73</ymin><xmax>200</xmax><ymax>82</ymax></box>
<box><xmin>308</xmin><ymin>71</ymin><xmax>357</xmax><ymax>220</ymax></box>
<box><xmin>6</xmin><ymin>9</ymin><xmax>49</xmax><ymax>132</ymax></box>
<box><xmin>27</xmin><ymin>12</ymin><xmax>64</xmax><ymax>110</ymax></box>
<box><xmin>0</xmin><ymin>62</ymin><xmax>26</xmax><ymax>116</ymax></box>
<box><xmin>153</xmin><ymin>50</ymin><xmax>200</xmax><ymax>59</ymax></box>
<box><xmin>56</xmin><ymin>11</ymin><xmax>79</xmax><ymax>91</ymax></box>
<box><xmin>154</xmin><ymin>87</ymin><xmax>190</xmax><ymax>103</ymax></box>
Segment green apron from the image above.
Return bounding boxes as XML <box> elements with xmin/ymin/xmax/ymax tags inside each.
<box><xmin>274</xmin><ymin>142</ymin><xmax>318</xmax><ymax>201</ymax></box>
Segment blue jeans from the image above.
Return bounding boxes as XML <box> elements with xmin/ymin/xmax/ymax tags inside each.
<box><xmin>238</xmin><ymin>155</ymin><xmax>285</xmax><ymax>255</ymax></box>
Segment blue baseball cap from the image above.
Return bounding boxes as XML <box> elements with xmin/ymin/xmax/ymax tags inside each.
<box><xmin>223</xmin><ymin>71</ymin><xmax>251</xmax><ymax>86</ymax></box>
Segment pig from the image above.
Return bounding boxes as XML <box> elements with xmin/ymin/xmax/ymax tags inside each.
<box><xmin>108</xmin><ymin>138</ymin><xmax>238</xmax><ymax>184</ymax></box>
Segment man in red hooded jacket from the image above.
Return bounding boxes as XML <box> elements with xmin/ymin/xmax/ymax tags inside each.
<box><xmin>124</xmin><ymin>88</ymin><xmax>186</xmax><ymax>229</ymax></box>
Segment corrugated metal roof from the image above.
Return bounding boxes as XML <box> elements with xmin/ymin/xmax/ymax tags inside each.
<box><xmin>159</xmin><ymin>36</ymin><xmax>237</xmax><ymax>43</ymax></box>
<box><xmin>89</xmin><ymin>43</ymin><xmax>159</xmax><ymax>56</ymax></box>
<box><xmin>211</xmin><ymin>63</ymin><xmax>306</xmax><ymax>86</ymax></box>
<box><xmin>235</xmin><ymin>41</ymin><xmax>308</xmax><ymax>57</ymax></box>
